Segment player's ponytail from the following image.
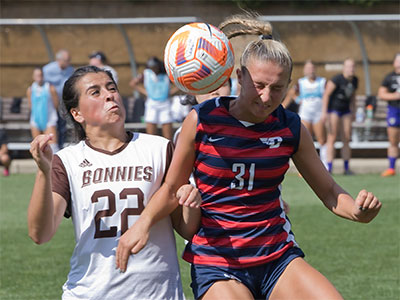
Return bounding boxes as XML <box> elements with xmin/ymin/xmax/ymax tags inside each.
<box><xmin>219</xmin><ymin>13</ymin><xmax>293</xmax><ymax>79</ymax></box>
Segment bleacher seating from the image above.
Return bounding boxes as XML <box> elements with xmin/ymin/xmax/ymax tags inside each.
<box><xmin>0</xmin><ymin>95</ymin><xmax>391</xmax><ymax>158</ymax></box>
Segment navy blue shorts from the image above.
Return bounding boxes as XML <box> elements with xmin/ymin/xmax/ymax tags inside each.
<box><xmin>387</xmin><ymin>105</ymin><xmax>400</xmax><ymax>127</ymax></box>
<box><xmin>190</xmin><ymin>247</ymin><xmax>305</xmax><ymax>299</ymax></box>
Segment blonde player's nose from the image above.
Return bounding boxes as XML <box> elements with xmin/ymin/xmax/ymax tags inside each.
<box><xmin>260</xmin><ymin>87</ymin><xmax>271</xmax><ymax>104</ymax></box>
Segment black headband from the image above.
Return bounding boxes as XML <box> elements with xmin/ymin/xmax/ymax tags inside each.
<box><xmin>260</xmin><ymin>34</ymin><xmax>273</xmax><ymax>40</ymax></box>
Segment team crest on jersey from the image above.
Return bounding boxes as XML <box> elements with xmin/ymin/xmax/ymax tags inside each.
<box><xmin>260</xmin><ymin>137</ymin><xmax>283</xmax><ymax>149</ymax></box>
<box><xmin>79</xmin><ymin>159</ymin><xmax>93</xmax><ymax>168</ymax></box>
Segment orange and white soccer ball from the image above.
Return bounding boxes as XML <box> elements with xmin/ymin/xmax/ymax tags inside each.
<box><xmin>164</xmin><ymin>22</ymin><xmax>234</xmax><ymax>95</ymax></box>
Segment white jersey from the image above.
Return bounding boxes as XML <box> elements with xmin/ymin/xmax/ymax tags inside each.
<box><xmin>296</xmin><ymin>76</ymin><xmax>326</xmax><ymax>123</ymax></box>
<box><xmin>52</xmin><ymin>132</ymin><xmax>184</xmax><ymax>300</ymax></box>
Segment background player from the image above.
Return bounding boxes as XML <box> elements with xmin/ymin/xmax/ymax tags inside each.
<box><xmin>43</xmin><ymin>49</ymin><xmax>74</xmax><ymax>149</ymax></box>
<box><xmin>378</xmin><ymin>53</ymin><xmax>400</xmax><ymax>177</ymax></box>
<box><xmin>322</xmin><ymin>58</ymin><xmax>358</xmax><ymax>174</ymax></box>
<box><xmin>0</xmin><ymin>129</ymin><xmax>11</xmax><ymax>176</ymax></box>
<box><xmin>283</xmin><ymin>60</ymin><xmax>328</xmax><ymax>168</ymax></box>
<box><xmin>26</xmin><ymin>67</ymin><xmax>59</xmax><ymax>152</ymax></box>
<box><xmin>116</xmin><ymin>15</ymin><xmax>381</xmax><ymax>300</ymax></box>
<box><xmin>130</xmin><ymin>56</ymin><xmax>178</xmax><ymax>140</ymax></box>
<box><xmin>27</xmin><ymin>66</ymin><xmax>200</xmax><ymax>299</ymax></box>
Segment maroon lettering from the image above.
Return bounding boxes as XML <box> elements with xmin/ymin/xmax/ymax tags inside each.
<box><xmin>104</xmin><ymin>167</ymin><xmax>115</xmax><ymax>182</ymax></box>
<box><xmin>93</xmin><ymin>168</ymin><xmax>103</xmax><ymax>184</ymax></box>
<box><xmin>134</xmin><ymin>166</ymin><xmax>143</xmax><ymax>181</ymax></box>
<box><xmin>143</xmin><ymin>166</ymin><xmax>153</xmax><ymax>182</ymax></box>
<box><xmin>82</xmin><ymin>170</ymin><xmax>92</xmax><ymax>188</ymax></box>
<box><xmin>116</xmin><ymin>166</ymin><xmax>127</xmax><ymax>182</ymax></box>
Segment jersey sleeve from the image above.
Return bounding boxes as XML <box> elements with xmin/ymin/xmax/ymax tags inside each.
<box><xmin>283</xmin><ymin>107</ymin><xmax>301</xmax><ymax>154</ymax></box>
<box><xmin>330</xmin><ymin>74</ymin><xmax>341</xmax><ymax>86</ymax></box>
<box><xmin>381</xmin><ymin>73</ymin><xmax>392</xmax><ymax>88</ymax></box>
<box><xmin>52</xmin><ymin>154</ymin><xmax>72</xmax><ymax>218</ymax></box>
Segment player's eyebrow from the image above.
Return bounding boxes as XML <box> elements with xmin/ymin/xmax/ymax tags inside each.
<box><xmin>85</xmin><ymin>84</ymin><xmax>100</xmax><ymax>93</ymax></box>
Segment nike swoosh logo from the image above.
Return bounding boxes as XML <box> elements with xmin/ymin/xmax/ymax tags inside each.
<box><xmin>208</xmin><ymin>137</ymin><xmax>225</xmax><ymax>142</ymax></box>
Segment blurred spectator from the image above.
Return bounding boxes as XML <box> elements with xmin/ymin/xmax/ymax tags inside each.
<box><xmin>378</xmin><ymin>53</ymin><xmax>400</xmax><ymax>177</ymax></box>
<box><xmin>322</xmin><ymin>58</ymin><xmax>358</xmax><ymax>175</ymax></box>
<box><xmin>0</xmin><ymin>129</ymin><xmax>11</xmax><ymax>176</ymax></box>
<box><xmin>88</xmin><ymin>51</ymin><xmax>119</xmax><ymax>84</ymax></box>
<box><xmin>26</xmin><ymin>67</ymin><xmax>59</xmax><ymax>153</ymax></box>
<box><xmin>283</xmin><ymin>60</ymin><xmax>328</xmax><ymax>168</ymax></box>
<box><xmin>171</xmin><ymin>94</ymin><xmax>191</xmax><ymax>122</ymax></box>
<box><xmin>43</xmin><ymin>49</ymin><xmax>74</xmax><ymax>149</ymax></box>
<box><xmin>130</xmin><ymin>56</ymin><xmax>178</xmax><ymax>140</ymax></box>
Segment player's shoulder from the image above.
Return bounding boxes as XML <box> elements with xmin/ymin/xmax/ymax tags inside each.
<box><xmin>130</xmin><ymin>132</ymin><xmax>171</xmax><ymax>148</ymax></box>
<box><xmin>196</xmin><ymin>96</ymin><xmax>235</xmax><ymax>112</ymax></box>
<box><xmin>384</xmin><ymin>71</ymin><xmax>396</xmax><ymax>80</ymax></box>
<box><xmin>55</xmin><ymin>141</ymin><xmax>85</xmax><ymax>157</ymax></box>
<box><xmin>279</xmin><ymin>105</ymin><xmax>300</xmax><ymax>124</ymax></box>
<box><xmin>331</xmin><ymin>73</ymin><xmax>343</xmax><ymax>82</ymax></box>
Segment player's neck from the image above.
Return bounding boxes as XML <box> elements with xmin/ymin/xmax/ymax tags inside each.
<box><xmin>85</xmin><ymin>127</ymin><xmax>128</xmax><ymax>152</ymax></box>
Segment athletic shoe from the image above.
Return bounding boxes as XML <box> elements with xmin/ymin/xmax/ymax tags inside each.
<box><xmin>344</xmin><ymin>169</ymin><xmax>354</xmax><ymax>176</ymax></box>
<box><xmin>2</xmin><ymin>169</ymin><xmax>9</xmax><ymax>177</ymax></box>
<box><xmin>381</xmin><ymin>168</ymin><xmax>395</xmax><ymax>177</ymax></box>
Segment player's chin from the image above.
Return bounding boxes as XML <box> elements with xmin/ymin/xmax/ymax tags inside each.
<box><xmin>107</xmin><ymin>113</ymin><xmax>126</xmax><ymax>123</ymax></box>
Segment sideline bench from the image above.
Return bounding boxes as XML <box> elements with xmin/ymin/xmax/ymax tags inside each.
<box><xmin>0</xmin><ymin>95</ymin><xmax>391</xmax><ymax>157</ymax></box>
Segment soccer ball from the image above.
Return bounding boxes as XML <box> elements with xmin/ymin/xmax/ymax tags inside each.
<box><xmin>164</xmin><ymin>22</ymin><xmax>234</xmax><ymax>95</ymax></box>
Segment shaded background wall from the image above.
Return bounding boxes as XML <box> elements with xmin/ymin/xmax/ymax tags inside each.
<box><xmin>1</xmin><ymin>0</ymin><xmax>399</xmax><ymax>98</ymax></box>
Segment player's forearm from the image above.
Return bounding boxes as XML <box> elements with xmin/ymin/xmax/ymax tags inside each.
<box><xmin>321</xmin><ymin>183</ymin><xmax>358</xmax><ymax>221</ymax></box>
<box><xmin>140</xmin><ymin>182</ymin><xmax>181</xmax><ymax>230</ymax></box>
<box><xmin>379</xmin><ymin>91</ymin><xmax>400</xmax><ymax>101</ymax></box>
<box><xmin>28</xmin><ymin>170</ymin><xmax>56</xmax><ymax>244</ymax></box>
<box><xmin>173</xmin><ymin>206</ymin><xmax>201</xmax><ymax>240</ymax></box>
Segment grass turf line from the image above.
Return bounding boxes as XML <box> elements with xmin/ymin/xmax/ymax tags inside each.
<box><xmin>0</xmin><ymin>173</ymin><xmax>398</xmax><ymax>299</ymax></box>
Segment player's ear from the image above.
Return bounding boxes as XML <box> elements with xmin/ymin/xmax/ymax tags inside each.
<box><xmin>70</xmin><ymin>108</ymin><xmax>84</xmax><ymax>123</ymax></box>
<box><xmin>236</xmin><ymin>68</ymin><xmax>243</xmax><ymax>85</ymax></box>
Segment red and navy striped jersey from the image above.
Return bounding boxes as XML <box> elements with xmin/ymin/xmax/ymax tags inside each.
<box><xmin>182</xmin><ymin>96</ymin><xmax>301</xmax><ymax>268</ymax></box>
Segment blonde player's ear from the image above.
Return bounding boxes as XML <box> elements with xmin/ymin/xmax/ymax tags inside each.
<box><xmin>236</xmin><ymin>68</ymin><xmax>243</xmax><ymax>86</ymax></box>
<box><xmin>70</xmin><ymin>108</ymin><xmax>84</xmax><ymax>123</ymax></box>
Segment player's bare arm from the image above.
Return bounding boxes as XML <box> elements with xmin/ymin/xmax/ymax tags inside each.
<box><xmin>378</xmin><ymin>86</ymin><xmax>400</xmax><ymax>101</ymax></box>
<box><xmin>281</xmin><ymin>85</ymin><xmax>297</xmax><ymax>108</ymax></box>
<box><xmin>292</xmin><ymin>125</ymin><xmax>382</xmax><ymax>223</ymax></box>
<box><xmin>28</xmin><ymin>134</ymin><xmax>66</xmax><ymax>244</ymax></box>
<box><xmin>116</xmin><ymin>111</ymin><xmax>198</xmax><ymax>272</ymax></box>
<box><xmin>170</xmin><ymin>184</ymin><xmax>202</xmax><ymax>241</ymax></box>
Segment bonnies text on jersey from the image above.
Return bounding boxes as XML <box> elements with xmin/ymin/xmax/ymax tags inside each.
<box><xmin>81</xmin><ymin>166</ymin><xmax>153</xmax><ymax>188</ymax></box>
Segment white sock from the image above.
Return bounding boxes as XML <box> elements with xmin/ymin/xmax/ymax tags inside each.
<box><xmin>319</xmin><ymin>144</ymin><xmax>328</xmax><ymax>169</ymax></box>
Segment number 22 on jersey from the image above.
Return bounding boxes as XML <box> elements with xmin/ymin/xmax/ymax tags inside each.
<box><xmin>91</xmin><ymin>188</ymin><xmax>144</xmax><ymax>239</ymax></box>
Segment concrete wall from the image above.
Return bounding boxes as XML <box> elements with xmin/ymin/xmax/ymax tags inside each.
<box><xmin>1</xmin><ymin>1</ymin><xmax>399</xmax><ymax>98</ymax></box>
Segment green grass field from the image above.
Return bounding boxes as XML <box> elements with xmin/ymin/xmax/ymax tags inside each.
<box><xmin>0</xmin><ymin>172</ymin><xmax>399</xmax><ymax>299</ymax></box>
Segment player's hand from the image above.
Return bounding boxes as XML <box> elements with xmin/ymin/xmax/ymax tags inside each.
<box><xmin>30</xmin><ymin>134</ymin><xmax>54</xmax><ymax>173</ymax></box>
<box><xmin>116</xmin><ymin>217</ymin><xmax>150</xmax><ymax>273</ymax></box>
<box><xmin>129</xmin><ymin>74</ymin><xmax>143</xmax><ymax>88</ymax></box>
<box><xmin>177</xmin><ymin>184</ymin><xmax>201</xmax><ymax>208</ymax></box>
<box><xmin>353</xmin><ymin>189</ymin><xmax>382</xmax><ymax>223</ymax></box>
